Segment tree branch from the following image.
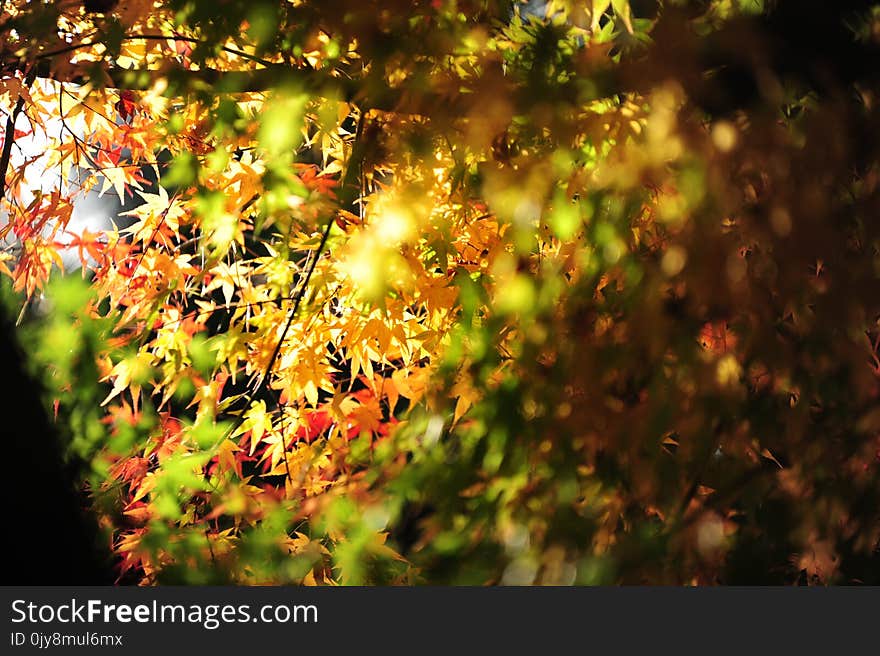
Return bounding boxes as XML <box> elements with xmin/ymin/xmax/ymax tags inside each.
<box><xmin>0</xmin><ymin>66</ymin><xmax>37</xmax><ymax>201</ymax></box>
<box><xmin>35</xmin><ymin>33</ymin><xmax>280</xmax><ymax>69</ymax></box>
<box><xmin>30</xmin><ymin>45</ymin><xmax>618</xmax><ymax>116</ymax></box>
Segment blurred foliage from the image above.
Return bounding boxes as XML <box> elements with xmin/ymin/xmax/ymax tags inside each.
<box><xmin>2</xmin><ymin>0</ymin><xmax>880</xmax><ymax>584</ymax></box>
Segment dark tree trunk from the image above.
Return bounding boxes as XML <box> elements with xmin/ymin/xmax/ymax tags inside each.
<box><xmin>0</xmin><ymin>304</ymin><xmax>114</xmax><ymax>585</ymax></box>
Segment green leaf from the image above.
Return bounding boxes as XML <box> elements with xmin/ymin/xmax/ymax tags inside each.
<box><xmin>611</xmin><ymin>0</ymin><xmax>634</xmax><ymax>33</ymax></box>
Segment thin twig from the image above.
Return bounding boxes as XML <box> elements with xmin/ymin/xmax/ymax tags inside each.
<box><xmin>229</xmin><ymin>111</ymin><xmax>368</xmax><ymax>432</ymax></box>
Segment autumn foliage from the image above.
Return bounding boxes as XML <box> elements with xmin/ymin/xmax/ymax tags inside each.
<box><xmin>2</xmin><ymin>0</ymin><xmax>880</xmax><ymax>584</ymax></box>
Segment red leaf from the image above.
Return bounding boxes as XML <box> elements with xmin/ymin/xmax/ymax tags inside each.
<box><xmin>115</xmin><ymin>91</ymin><xmax>137</xmax><ymax>121</ymax></box>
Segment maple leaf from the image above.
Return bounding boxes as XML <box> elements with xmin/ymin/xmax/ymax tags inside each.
<box><xmin>65</xmin><ymin>228</ymin><xmax>108</xmax><ymax>265</ymax></box>
<box><xmin>115</xmin><ymin>91</ymin><xmax>138</xmax><ymax>121</ymax></box>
